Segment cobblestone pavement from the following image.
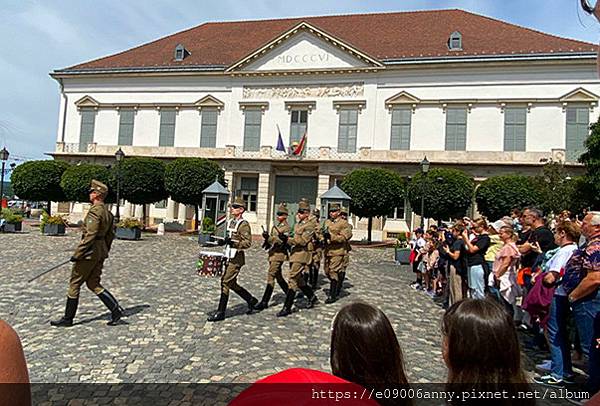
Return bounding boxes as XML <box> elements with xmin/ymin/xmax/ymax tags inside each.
<box><xmin>2</xmin><ymin>225</ymin><xmax>448</xmax><ymax>385</ymax></box>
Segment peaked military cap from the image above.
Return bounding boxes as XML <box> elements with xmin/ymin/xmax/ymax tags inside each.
<box><xmin>276</xmin><ymin>202</ymin><xmax>289</xmax><ymax>215</ymax></box>
<box><xmin>340</xmin><ymin>207</ymin><xmax>348</xmax><ymax>215</ymax></box>
<box><xmin>90</xmin><ymin>179</ymin><xmax>108</xmax><ymax>195</ymax></box>
<box><xmin>298</xmin><ymin>200</ymin><xmax>310</xmax><ymax>212</ymax></box>
<box><xmin>231</xmin><ymin>196</ymin><xmax>246</xmax><ymax>209</ymax></box>
<box><xmin>328</xmin><ymin>203</ymin><xmax>341</xmax><ymax>212</ymax></box>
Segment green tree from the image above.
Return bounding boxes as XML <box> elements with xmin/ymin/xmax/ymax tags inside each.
<box><xmin>118</xmin><ymin>157</ymin><xmax>168</xmax><ymax>226</ymax></box>
<box><xmin>408</xmin><ymin>168</ymin><xmax>475</xmax><ymax>221</ymax></box>
<box><xmin>61</xmin><ymin>163</ymin><xmax>114</xmax><ymax>203</ymax></box>
<box><xmin>533</xmin><ymin>162</ymin><xmax>582</xmax><ymax>215</ymax></box>
<box><xmin>578</xmin><ymin>117</ymin><xmax>600</xmax><ymax>209</ymax></box>
<box><xmin>476</xmin><ymin>174</ymin><xmax>543</xmax><ymax>220</ymax></box>
<box><xmin>11</xmin><ymin>160</ymin><xmax>70</xmax><ymax>214</ymax></box>
<box><xmin>164</xmin><ymin>158</ymin><xmax>224</xmax><ymax>230</ymax></box>
<box><xmin>341</xmin><ymin>168</ymin><xmax>405</xmax><ymax>242</ymax></box>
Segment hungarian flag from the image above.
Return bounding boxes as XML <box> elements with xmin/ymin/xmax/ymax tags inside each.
<box><xmin>292</xmin><ymin>131</ymin><xmax>307</xmax><ymax>155</ymax></box>
<box><xmin>275</xmin><ymin>125</ymin><xmax>286</xmax><ymax>152</ymax></box>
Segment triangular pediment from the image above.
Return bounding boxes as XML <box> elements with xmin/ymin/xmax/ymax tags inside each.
<box><xmin>74</xmin><ymin>95</ymin><xmax>100</xmax><ymax>107</ymax></box>
<box><xmin>227</xmin><ymin>22</ymin><xmax>383</xmax><ymax>73</ymax></box>
<box><xmin>559</xmin><ymin>87</ymin><xmax>599</xmax><ymax>102</ymax></box>
<box><xmin>385</xmin><ymin>91</ymin><xmax>421</xmax><ymax>107</ymax></box>
<box><xmin>194</xmin><ymin>95</ymin><xmax>225</xmax><ymax>110</ymax></box>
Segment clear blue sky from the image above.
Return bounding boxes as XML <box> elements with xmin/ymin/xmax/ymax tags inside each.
<box><xmin>0</xmin><ymin>0</ymin><xmax>598</xmax><ymax>163</ymax></box>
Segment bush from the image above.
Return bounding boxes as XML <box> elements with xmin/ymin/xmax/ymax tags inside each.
<box><xmin>116</xmin><ymin>218</ymin><xmax>143</xmax><ymax>229</ymax></box>
<box><xmin>11</xmin><ymin>160</ymin><xmax>70</xmax><ymax>214</ymax></box>
<box><xmin>61</xmin><ymin>164</ymin><xmax>114</xmax><ymax>203</ymax></box>
<box><xmin>341</xmin><ymin>168</ymin><xmax>406</xmax><ymax>242</ymax></box>
<box><xmin>201</xmin><ymin>217</ymin><xmax>216</xmax><ymax>233</ymax></box>
<box><xmin>39</xmin><ymin>211</ymin><xmax>67</xmax><ymax>230</ymax></box>
<box><xmin>408</xmin><ymin>168</ymin><xmax>475</xmax><ymax>220</ymax></box>
<box><xmin>164</xmin><ymin>158</ymin><xmax>224</xmax><ymax>230</ymax></box>
<box><xmin>1</xmin><ymin>208</ymin><xmax>23</xmax><ymax>224</ymax></box>
<box><xmin>476</xmin><ymin>175</ymin><xmax>543</xmax><ymax>220</ymax></box>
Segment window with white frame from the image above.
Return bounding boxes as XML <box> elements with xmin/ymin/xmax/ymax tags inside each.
<box><xmin>566</xmin><ymin>106</ymin><xmax>590</xmax><ymax>161</ymax></box>
<box><xmin>200</xmin><ymin>108</ymin><xmax>218</xmax><ymax>148</ymax></box>
<box><xmin>290</xmin><ymin>110</ymin><xmax>308</xmax><ymax>147</ymax></box>
<box><xmin>445</xmin><ymin>107</ymin><xmax>467</xmax><ymax>151</ymax></box>
<box><xmin>243</xmin><ymin>109</ymin><xmax>261</xmax><ymax>151</ymax></box>
<box><xmin>337</xmin><ymin>108</ymin><xmax>358</xmax><ymax>153</ymax></box>
<box><xmin>118</xmin><ymin>108</ymin><xmax>135</xmax><ymax>146</ymax></box>
<box><xmin>79</xmin><ymin>108</ymin><xmax>96</xmax><ymax>152</ymax></box>
<box><xmin>504</xmin><ymin>107</ymin><xmax>526</xmax><ymax>151</ymax></box>
<box><xmin>390</xmin><ymin>107</ymin><xmax>411</xmax><ymax>150</ymax></box>
<box><xmin>159</xmin><ymin>108</ymin><xmax>176</xmax><ymax>147</ymax></box>
<box><xmin>238</xmin><ymin>176</ymin><xmax>258</xmax><ymax>212</ymax></box>
<box><xmin>387</xmin><ymin>199</ymin><xmax>407</xmax><ymax>220</ymax></box>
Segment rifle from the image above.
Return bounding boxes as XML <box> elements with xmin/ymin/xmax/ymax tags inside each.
<box><xmin>261</xmin><ymin>226</ymin><xmax>271</xmax><ymax>251</ymax></box>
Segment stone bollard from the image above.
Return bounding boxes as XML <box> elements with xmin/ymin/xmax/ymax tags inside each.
<box><xmin>157</xmin><ymin>223</ymin><xmax>165</xmax><ymax>236</ymax></box>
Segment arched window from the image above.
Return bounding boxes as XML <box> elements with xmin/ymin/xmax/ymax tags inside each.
<box><xmin>448</xmin><ymin>31</ymin><xmax>462</xmax><ymax>51</ymax></box>
<box><xmin>174</xmin><ymin>44</ymin><xmax>187</xmax><ymax>61</ymax></box>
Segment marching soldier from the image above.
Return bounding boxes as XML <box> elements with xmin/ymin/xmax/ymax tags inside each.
<box><xmin>51</xmin><ymin>180</ymin><xmax>123</xmax><ymax>327</ymax></box>
<box><xmin>322</xmin><ymin>203</ymin><xmax>353</xmax><ymax>304</ymax></box>
<box><xmin>338</xmin><ymin>208</ymin><xmax>353</xmax><ymax>296</ymax></box>
<box><xmin>277</xmin><ymin>200</ymin><xmax>318</xmax><ymax>317</ymax></box>
<box><xmin>309</xmin><ymin>208</ymin><xmax>322</xmax><ymax>290</ymax></box>
<box><xmin>299</xmin><ymin>198</ymin><xmax>315</xmax><ymax>289</ymax></box>
<box><xmin>207</xmin><ymin>197</ymin><xmax>259</xmax><ymax>322</ymax></box>
<box><xmin>255</xmin><ymin>203</ymin><xmax>290</xmax><ymax>310</ymax></box>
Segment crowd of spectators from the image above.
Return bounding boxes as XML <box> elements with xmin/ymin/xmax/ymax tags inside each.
<box><xmin>408</xmin><ymin>208</ymin><xmax>600</xmax><ymax>402</ymax></box>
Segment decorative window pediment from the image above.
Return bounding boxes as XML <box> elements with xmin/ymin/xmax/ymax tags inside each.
<box><xmin>74</xmin><ymin>96</ymin><xmax>100</xmax><ymax>109</ymax></box>
<box><xmin>385</xmin><ymin>91</ymin><xmax>421</xmax><ymax>112</ymax></box>
<box><xmin>333</xmin><ymin>100</ymin><xmax>366</xmax><ymax>112</ymax></box>
<box><xmin>559</xmin><ymin>87</ymin><xmax>599</xmax><ymax>103</ymax></box>
<box><xmin>194</xmin><ymin>95</ymin><xmax>225</xmax><ymax>111</ymax></box>
<box><xmin>284</xmin><ymin>100</ymin><xmax>316</xmax><ymax>112</ymax></box>
<box><xmin>239</xmin><ymin>101</ymin><xmax>269</xmax><ymax>112</ymax></box>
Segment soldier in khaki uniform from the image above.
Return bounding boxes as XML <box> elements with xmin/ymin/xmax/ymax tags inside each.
<box><xmin>255</xmin><ymin>203</ymin><xmax>290</xmax><ymax>310</ymax></box>
<box><xmin>207</xmin><ymin>197</ymin><xmax>258</xmax><ymax>322</ymax></box>
<box><xmin>51</xmin><ymin>180</ymin><xmax>123</xmax><ymax>327</ymax></box>
<box><xmin>309</xmin><ymin>208</ymin><xmax>322</xmax><ymax>290</ymax></box>
<box><xmin>337</xmin><ymin>208</ymin><xmax>353</xmax><ymax>296</ymax></box>
<box><xmin>277</xmin><ymin>200</ymin><xmax>318</xmax><ymax>317</ymax></box>
<box><xmin>322</xmin><ymin>203</ymin><xmax>353</xmax><ymax>304</ymax></box>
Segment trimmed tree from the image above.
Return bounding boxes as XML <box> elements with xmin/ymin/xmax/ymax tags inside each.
<box><xmin>11</xmin><ymin>160</ymin><xmax>70</xmax><ymax>215</ymax></box>
<box><xmin>408</xmin><ymin>168</ymin><xmax>475</xmax><ymax>221</ymax></box>
<box><xmin>164</xmin><ymin>158</ymin><xmax>224</xmax><ymax>230</ymax></box>
<box><xmin>533</xmin><ymin>162</ymin><xmax>581</xmax><ymax>215</ymax></box>
<box><xmin>476</xmin><ymin>174</ymin><xmax>543</xmax><ymax>220</ymax></box>
<box><xmin>341</xmin><ymin>168</ymin><xmax>405</xmax><ymax>242</ymax></box>
<box><xmin>61</xmin><ymin>163</ymin><xmax>115</xmax><ymax>203</ymax></box>
<box><xmin>118</xmin><ymin>157</ymin><xmax>168</xmax><ymax>226</ymax></box>
<box><xmin>579</xmin><ymin>117</ymin><xmax>600</xmax><ymax>209</ymax></box>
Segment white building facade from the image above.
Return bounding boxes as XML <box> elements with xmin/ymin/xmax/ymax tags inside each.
<box><xmin>50</xmin><ymin>11</ymin><xmax>599</xmax><ymax>239</ymax></box>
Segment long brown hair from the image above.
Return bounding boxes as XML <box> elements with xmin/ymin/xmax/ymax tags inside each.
<box><xmin>331</xmin><ymin>302</ymin><xmax>409</xmax><ymax>387</ymax></box>
<box><xmin>442</xmin><ymin>299</ymin><xmax>532</xmax><ymax>403</ymax></box>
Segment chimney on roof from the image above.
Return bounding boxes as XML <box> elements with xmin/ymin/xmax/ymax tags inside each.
<box><xmin>448</xmin><ymin>31</ymin><xmax>462</xmax><ymax>51</ymax></box>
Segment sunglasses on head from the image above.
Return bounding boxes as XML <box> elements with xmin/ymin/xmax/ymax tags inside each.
<box><xmin>276</xmin><ymin>212</ymin><xmax>287</xmax><ymax>216</ymax></box>
<box><xmin>298</xmin><ymin>209</ymin><xmax>308</xmax><ymax>214</ymax></box>
<box><xmin>231</xmin><ymin>204</ymin><xmax>243</xmax><ymax>209</ymax></box>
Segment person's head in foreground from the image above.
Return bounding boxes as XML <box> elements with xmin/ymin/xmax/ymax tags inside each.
<box><xmin>330</xmin><ymin>301</ymin><xmax>409</xmax><ymax>387</ymax></box>
<box><xmin>441</xmin><ymin>299</ymin><xmax>533</xmax><ymax>404</ymax></box>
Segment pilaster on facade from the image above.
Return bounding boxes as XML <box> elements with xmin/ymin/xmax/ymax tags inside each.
<box><xmin>316</xmin><ymin>173</ymin><xmax>331</xmax><ymax>210</ymax></box>
<box><xmin>256</xmin><ymin>172</ymin><xmax>271</xmax><ymax>229</ymax></box>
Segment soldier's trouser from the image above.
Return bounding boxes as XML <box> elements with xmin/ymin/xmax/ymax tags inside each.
<box><xmin>325</xmin><ymin>256</ymin><xmax>344</xmax><ymax>282</ymax></box>
<box><xmin>267</xmin><ymin>261</ymin><xmax>288</xmax><ymax>291</ymax></box>
<box><xmin>221</xmin><ymin>262</ymin><xmax>243</xmax><ymax>296</ymax></box>
<box><xmin>288</xmin><ymin>262</ymin><xmax>308</xmax><ymax>291</ymax></box>
<box><xmin>67</xmin><ymin>259</ymin><xmax>105</xmax><ymax>299</ymax></box>
<box><xmin>342</xmin><ymin>254</ymin><xmax>349</xmax><ymax>270</ymax></box>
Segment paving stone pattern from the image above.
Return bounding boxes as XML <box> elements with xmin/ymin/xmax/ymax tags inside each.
<box><xmin>1</xmin><ymin>225</ymin><xmax>447</xmax><ymax>384</ymax></box>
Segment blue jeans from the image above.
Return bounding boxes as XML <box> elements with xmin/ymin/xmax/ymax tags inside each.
<box><xmin>547</xmin><ymin>295</ymin><xmax>573</xmax><ymax>380</ymax></box>
<box><xmin>571</xmin><ymin>289</ymin><xmax>600</xmax><ymax>392</ymax></box>
<box><xmin>467</xmin><ymin>265</ymin><xmax>485</xmax><ymax>299</ymax></box>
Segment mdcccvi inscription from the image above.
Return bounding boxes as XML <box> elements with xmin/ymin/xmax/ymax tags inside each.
<box><xmin>243</xmin><ymin>83</ymin><xmax>364</xmax><ymax>99</ymax></box>
<box><xmin>275</xmin><ymin>53</ymin><xmax>331</xmax><ymax>64</ymax></box>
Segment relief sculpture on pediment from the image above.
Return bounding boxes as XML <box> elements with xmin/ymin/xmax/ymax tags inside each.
<box><xmin>243</xmin><ymin>83</ymin><xmax>364</xmax><ymax>99</ymax></box>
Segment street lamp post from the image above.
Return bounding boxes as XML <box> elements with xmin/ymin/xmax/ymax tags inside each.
<box><xmin>114</xmin><ymin>148</ymin><xmax>125</xmax><ymax>223</ymax></box>
<box><xmin>420</xmin><ymin>156</ymin><xmax>430</xmax><ymax>228</ymax></box>
<box><xmin>0</xmin><ymin>147</ymin><xmax>9</xmax><ymax>207</ymax></box>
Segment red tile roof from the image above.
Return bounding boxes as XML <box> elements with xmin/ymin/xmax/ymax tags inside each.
<box><xmin>62</xmin><ymin>9</ymin><xmax>596</xmax><ymax>72</ymax></box>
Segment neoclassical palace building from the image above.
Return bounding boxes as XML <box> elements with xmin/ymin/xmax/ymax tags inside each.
<box><xmin>50</xmin><ymin>9</ymin><xmax>598</xmax><ymax>239</ymax></box>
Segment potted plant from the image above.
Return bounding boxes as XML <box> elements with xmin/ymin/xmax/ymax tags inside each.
<box><xmin>1</xmin><ymin>208</ymin><xmax>23</xmax><ymax>233</ymax></box>
<box><xmin>198</xmin><ymin>217</ymin><xmax>215</xmax><ymax>245</ymax></box>
<box><xmin>116</xmin><ymin>218</ymin><xmax>143</xmax><ymax>240</ymax></box>
<box><xmin>394</xmin><ymin>231</ymin><xmax>412</xmax><ymax>264</ymax></box>
<box><xmin>40</xmin><ymin>211</ymin><xmax>67</xmax><ymax>236</ymax></box>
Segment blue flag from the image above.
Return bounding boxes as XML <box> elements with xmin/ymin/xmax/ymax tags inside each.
<box><xmin>276</xmin><ymin>125</ymin><xmax>286</xmax><ymax>152</ymax></box>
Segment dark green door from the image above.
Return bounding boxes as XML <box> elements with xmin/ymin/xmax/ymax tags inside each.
<box><xmin>274</xmin><ymin>176</ymin><xmax>318</xmax><ymax>222</ymax></box>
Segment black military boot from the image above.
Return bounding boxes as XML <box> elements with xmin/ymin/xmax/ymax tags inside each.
<box><xmin>97</xmin><ymin>290</ymin><xmax>124</xmax><ymax>326</ymax></box>
<box><xmin>325</xmin><ymin>280</ymin><xmax>338</xmax><ymax>304</ymax></box>
<box><xmin>50</xmin><ymin>297</ymin><xmax>79</xmax><ymax>327</ymax></box>
<box><xmin>207</xmin><ymin>293</ymin><xmax>229</xmax><ymax>322</ymax></box>
<box><xmin>276</xmin><ymin>275</ymin><xmax>289</xmax><ymax>294</ymax></box>
<box><xmin>255</xmin><ymin>285</ymin><xmax>274</xmax><ymax>311</ymax></box>
<box><xmin>310</xmin><ymin>265</ymin><xmax>319</xmax><ymax>290</ymax></box>
<box><xmin>237</xmin><ymin>287</ymin><xmax>259</xmax><ymax>315</ymax></box>
<box><xmin>337</xmin><ymin>272</ymin><xmax>346</xmax><ymax>296</ymax></box>
<box><xmin>300</xmin><ymin>285</ymin><xmax>318</xmax><ymax>309</ymax></box>
<box><xmin>277</xmin><ymin>289</ymin><xmax>296</xmax><ymax>317</ymax></box>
